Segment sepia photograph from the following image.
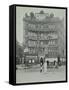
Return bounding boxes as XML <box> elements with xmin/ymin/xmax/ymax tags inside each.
<box><xmin>16</xmin><ymin>5</ymin><xmax>67</xmax><ymax>84</ymax></box>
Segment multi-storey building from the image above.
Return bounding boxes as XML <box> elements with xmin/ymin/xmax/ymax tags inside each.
<box><xmin>23</xmin><ymin>11</ymin><xmax>64</xmax><ymax>63</ymax></box>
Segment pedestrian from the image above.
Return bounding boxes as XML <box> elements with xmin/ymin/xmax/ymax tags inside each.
<box><xmin>58</xmin><ymin>55</ymin><xmax>60</xmax><ymax>66</ymax></box>
<box><xmin>40</xmin><ymin>57</ymin><xmax>44</xmax><ymax>72</ymax></box>
<box><xmin>47</xmin><ymin>60</ymin><xmax>49</xmax><ymax>68</ymax></box>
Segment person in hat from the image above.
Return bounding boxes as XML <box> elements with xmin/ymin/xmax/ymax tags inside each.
<box><xmin>40</xmin><ymin>57</ymin><xmax>44</xmax><ymax>72</ymax></box>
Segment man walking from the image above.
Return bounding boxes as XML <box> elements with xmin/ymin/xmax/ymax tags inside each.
<box><xmin>40</xmin><ymin>57</ymin><xmax>44</xmax><ymax>72</ymax></box>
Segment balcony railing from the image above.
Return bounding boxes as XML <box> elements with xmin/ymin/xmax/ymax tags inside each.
<box><xmin>28</xmin><ymin>36</ymin><xmax>37</xmax><ymax>40</ymax></box>
<box><xmin>27</xmin><ymin>35</ymin><xmax>58</xmax><ymax>40</ymax></box>
<box><xmin>25</xmin><ymin>26</ymin><xmax>57</xmax><ymax>32</ymax></box>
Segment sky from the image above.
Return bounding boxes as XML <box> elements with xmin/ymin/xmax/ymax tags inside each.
<box><xmin>16</xmin><ymin>6</ymin><xmax>66</xmax><ymax>45</ymax></box>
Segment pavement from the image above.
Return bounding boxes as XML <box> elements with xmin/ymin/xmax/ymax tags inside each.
<box><xmin>16</xmin><ymin>65</ymin><xmax>66</xmax><ymax>83</ymax></box>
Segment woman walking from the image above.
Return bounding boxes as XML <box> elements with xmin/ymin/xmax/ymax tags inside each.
<box><xmin>40</xmin><ymin>57</ymin><xmax>44</xmax><ymax>72</ymax></box>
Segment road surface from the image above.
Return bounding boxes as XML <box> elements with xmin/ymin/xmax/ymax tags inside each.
<box><xmin>16</xmin><ymin>65</ymin><xmax>66</xmax><ymax>83</ymax></box>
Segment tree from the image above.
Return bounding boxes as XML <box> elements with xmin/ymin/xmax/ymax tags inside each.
<box><xmin>40</xmin><ymin>10</ymin><xmax>44</xmax><ymax>14</ymax></box>
<box><xmin>30</xmin><ymin>12</ymin><xmax>34</xmax><ymax>18</ymax></box>
<box><xmin>25</xmin><ymin>13</ymin><xmax>28</xmax><ymax>17</ymax></box>
<box><xmin>50</xmin><ymin>13</ymin><xmax>54</xmax><ymax>18</ymax></box>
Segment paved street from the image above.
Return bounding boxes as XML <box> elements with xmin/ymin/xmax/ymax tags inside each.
<box><xmin>16</xmin><ymin>65</ymin><xmax>66</xmax><ymax>83</ymax></box>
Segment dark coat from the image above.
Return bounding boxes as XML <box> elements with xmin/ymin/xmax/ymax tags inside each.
<box><xmin>40</xmin><ymin>57</ymin><xmax>44</xmax><ymax>66</ymax></box>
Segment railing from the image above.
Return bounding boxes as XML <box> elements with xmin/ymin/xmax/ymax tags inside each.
<box><xmin>28</xmin><ymin>36</ymin><xmax>37</xmax><ymax>40</ymax></box>
<box><xmin>25</xmin><ymin>26</ymin><xmax>56</xmax><ymax>32</ymax></box>
<box><xmin>27</xmin><ymin>36</ymin><xmax>58</xmax><ymax>41</ymax></box>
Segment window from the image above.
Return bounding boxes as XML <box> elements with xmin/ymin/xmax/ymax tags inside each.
<box><xmin>48</xmin><ymin>24</ymin><xmax>55</xmax><ymax>29</ymax></box>
<box><xmin>41</xmin><ymin>41</ymin><xmax>43</xmax><ymax>45</ymax></box>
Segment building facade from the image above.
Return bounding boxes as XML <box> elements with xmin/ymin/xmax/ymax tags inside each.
<box><xmin>23</xmin><ymin>11</ymin><xmax>64</xmax><ymax>63</ymax></box>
